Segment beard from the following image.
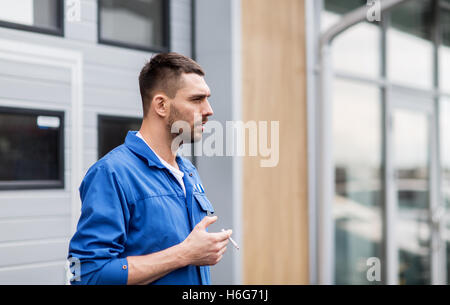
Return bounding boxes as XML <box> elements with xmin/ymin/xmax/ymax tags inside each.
<box><xmin>167</xmin><ymin>103</ymin><xmax>203</xmax><ymax>144</ymax></box>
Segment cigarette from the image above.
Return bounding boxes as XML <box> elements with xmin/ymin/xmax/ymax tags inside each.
<box><xmin>222</xmin><ymin>229</ymin><xmax>239</xmax><ymax>250</ymax></box>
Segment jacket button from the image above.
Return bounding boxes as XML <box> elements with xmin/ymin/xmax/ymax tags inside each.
<box><xmin>189</xmin><ymin>173</ymin><xmax>193</xmax><ymax>177</ymax></box>
<box><xmin>122</xmin><ymin>265</ymin><xmax>127</xmax><ymax>270</ymax></box>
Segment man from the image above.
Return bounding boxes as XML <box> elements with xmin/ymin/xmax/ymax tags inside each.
<box><xmin>68</xmin><ymin>53</ymin><xmax>232</xmax><ymax>285</ymax></box>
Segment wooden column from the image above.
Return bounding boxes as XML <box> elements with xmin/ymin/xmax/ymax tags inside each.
<box><xmin>241</xmin><ymin>0</ymin><xmax>309</xmax><ymax>284</ymax></box>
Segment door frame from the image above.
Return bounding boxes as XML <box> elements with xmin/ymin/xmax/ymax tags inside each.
<box><xmin>385</xmin><ymin>87</ymin><xmax>445</xmax><ymax>284</ymax></box>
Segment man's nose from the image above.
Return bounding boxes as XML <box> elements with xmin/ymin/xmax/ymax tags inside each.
<box><xmin>203</xmin><ymin>99</ymin><xmax>214</xmax><ymax>117</ymax></box>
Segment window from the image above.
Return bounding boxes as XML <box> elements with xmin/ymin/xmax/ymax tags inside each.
<box><xmin>322</xmin><ymin>0</ymin><xmax>368</xmax><ymax>32</ymax></box>
<box><xmin>0</xmin><ymin>0</ymin><xmax>63</xmax><ymax>36</ymax></box>
<box><xmin>439</xmin><ymin>7</ymin><xmax>450</xmax><ymax>93</ymax></box>
<box><xmin>322</xmin><ymin>0</ymin><xmax>381</xmax><ymax>78</ymax></box>
<box><xmin>442</xmin><ymin>98</ymin><xmax>450</xmax><ymax>283</ymax></box>
<box><xmin>322</xmin><ymin>0</ymin><xmax>450</xmax><ymax>285</ymax></box>
<box><xmin>333</xmin><ymin>80</ymin><xmax>383</xmax><ymax>284</ymax></box>
<box><xmin>387</xmin><ymin>0</ymin><xmax>434</xmax><ymax>89</ymax></box>
<box><xmin>0</xmin><ymin>107</ymin><xmax>64</xmax><ymax>190</ymax></box>
<box><xmin>98</xmin><ymin>0</ymin><xmax>170</xmax><ymax>52</ymax></box>
<box><xmin>331</xmin><ymin>21</ymin><xmax>381</xmax><ymax>78</ymax></box>
<box><xmin>98</xmin><ymin>115</ymin><xmax>141</xmax><ymax>159</ymax></box>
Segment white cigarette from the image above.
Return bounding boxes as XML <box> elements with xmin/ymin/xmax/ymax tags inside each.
<box><xmin>222</xmin><ymin>229</ymin><xmax>239</xmax><ymax>250</ymax></box>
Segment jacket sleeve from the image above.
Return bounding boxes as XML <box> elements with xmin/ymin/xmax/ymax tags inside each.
<box><xmin>68</xmin><ymin>164</ymin><xmax>130</xmax><ymax>285</ymax></box>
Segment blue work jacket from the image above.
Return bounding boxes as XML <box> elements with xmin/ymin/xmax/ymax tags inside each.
<box><xmin>68</xmin><ymin>131</ymin><xmax>215</xmax><ymax>285</ymax></box>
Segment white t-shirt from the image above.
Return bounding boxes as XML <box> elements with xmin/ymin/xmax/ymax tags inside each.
<box><xmin>136</xmin><ymin>132</ymin><xmax>186</xmax><ymax>197</ymax></box>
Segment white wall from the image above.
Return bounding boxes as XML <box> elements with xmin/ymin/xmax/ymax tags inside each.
<box><xmin>195</xmin><ymin>0</ymin><xmax>242</xmax><ymax>285</ymax></box>
<box><xmin>0</xmin><ymin>0</ymin><xmax>192</xmax><ymax>284</ymax></box>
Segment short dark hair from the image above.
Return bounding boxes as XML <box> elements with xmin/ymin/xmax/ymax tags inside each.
<box><xmin>139</xmin><ymin>52</ymin><xmax>205</xmax><ymax>117</ymax></box>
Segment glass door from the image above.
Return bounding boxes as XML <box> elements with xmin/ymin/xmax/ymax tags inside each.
<box><xmin>387</xmin><ymin>90</ymin><xmax>443</xmax><ymax>284</ymax></box>
<box><xmin>393</xmin><ymin>107</ymin><xmax>431</xmax><ymax>284</ymax></box>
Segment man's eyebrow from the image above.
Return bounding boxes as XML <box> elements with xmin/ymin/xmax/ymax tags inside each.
<box><xmin>189</xmin><ymin>93</ymin><xmax>211</xmax><ymax>99</ymax></box>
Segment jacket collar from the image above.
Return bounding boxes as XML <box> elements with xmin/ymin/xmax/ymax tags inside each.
<box><xmin>124</xmin><ymin>131</ymin><xmax>189</xmax><ymax>171</ymax></box>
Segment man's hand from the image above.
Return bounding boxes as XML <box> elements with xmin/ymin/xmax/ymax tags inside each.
<box><xmin>126</xmin><ymin>216</ymin><xmax>232</xmax><ymax>285</ymax></box>
<box><xmin>180</xmin><ymin>216</ymin><xmax>232</xmax><ymax>266</ymax></box>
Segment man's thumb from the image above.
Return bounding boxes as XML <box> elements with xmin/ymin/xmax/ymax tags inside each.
<box><xmin>197</xmin><ymin>216</ymin><xmax>218</xmax><ymax>230</ymax></box>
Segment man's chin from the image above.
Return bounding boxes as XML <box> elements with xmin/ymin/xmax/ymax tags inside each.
<box><xmin>191</xmin><ymin>133</ymin><xmax>203</xmax><ymax>143</ymax></box>
<box><xmin>177</xmin><ymin>133</ymin><xmax>202</xmax><ymax>144</ymax></box>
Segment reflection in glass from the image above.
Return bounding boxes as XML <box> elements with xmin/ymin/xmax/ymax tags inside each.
<box><xmin>324</xmin><ymin>0</ymin><xmax>367</xmax><ymax>14</ymax></box>
<box><xmin>440</xmin><ymin>9</ymin><xmax>450</xmax><ymax>93</ymax></box>
<box><xmin>0</xmin><ymin>0</ymin><xmax>60</xmax><ymax>31</ymax></box>
<box><xmin>333</xmin><ymin>79</ymin><xmax>383</xmax><ymax>284</ymax></box>
<box><xmin>332</xmin><ymin>22</ymin><xmax>381</xmax><ymax>78</ymax></box>
<box><xmin>387</xmin><ymin>0</ymin><xmax>434</xmax><ymax>89</ymax></box>
<box><xmin>321</xmin><ymin>10</ymin><xmax>340</xmax><ymax>33</ymax></box>
<box><xmin>0</xmin><ymin>109</ymin><xmax>63</xmax><ymax>186</ymax></box>
<box><xmin>321</xmin><ymin>0</ymin><xmax>372</xmax><ymax>33</ymax></box>
<box><xmin>441</xmin><ymin>46</ymin><xmax>450</xmax><ymax>93</ymax></box>
<box><xmin>98</xmin><ymin>115</ymin><xmax>141</xmax><ymax>159</ymax></box>
<box><xmin>99</xmin><ymin>0</ymin><xmax>167</xmax><ymax>50</ymax></box>
<box><xmin>322</xmin><ymin>0</ymin><xmax>382</xmax><ymax>78</ymax></box>
<box><xmin>442</xmin><ymin>98</ymin><xmax>450</xmax><ymax>283</ymax></box>
<box><xmin>393</xmin><ymin>109</ymin><xmax>430</xmax><ymax>285</ymax></box>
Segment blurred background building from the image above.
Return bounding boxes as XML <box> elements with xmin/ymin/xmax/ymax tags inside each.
<box><xmin>0</xmin><ymin>0</ymin><xmax>448</xmax><ymax>285</ymax></box>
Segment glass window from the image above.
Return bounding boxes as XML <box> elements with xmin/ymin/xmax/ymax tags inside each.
<box><xmin>98</xmin><ymin>115</ymin><xmax>141</xmax><ymax>159</ymax></box>
<box><xmin>331</xmin><ymin>22</ymin><xmax>381</xmax><ymax>78</ymax></box>
<box><xmin>333</xmin><ymin>79</ymin><xmax>383</xmax><ymax>284</ymax></box>
<box><xmin>387</xmin><ymin>0</ymin><xmax>434</xmax><ymax>89</ymax></box>
<box><xmin>323</xmin><ymin>0</ymin><xmax>381</xmax><ymax>78</ymax></box>
<box><xmin>393</xmin><ymin>108</ymin><xmax>431</xmax><ymax>285</ymax></box>
<box><xmin>0</xmin><ymin>107</ymin><xmax>64</xmax><ymax>190</ymax></box>
<box><xmin>439</xmin><ymin>8</ymin><xmax>450</xmax><ymax>93</ymax></box>
<box><xmin>322</xmin><ymin>0</ymin><xmax>367</xmax><ymax>32</ymax></box>
<box><xmin>0</xmin><ymin>0</ymin><xmax>62</xmax><ymax>35</ymax></box>
<box><xmin>442</xmin><ymin>98</ymin><xmax>450</xmax><ymax>283</ymax></box>
<box><xmin>98</xmin><ymin>0</ymin><xmax>169</xmax><ymax>51</ymax></box>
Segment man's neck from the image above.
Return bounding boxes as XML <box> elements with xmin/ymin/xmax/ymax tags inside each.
<box><xmin>138</xmin><ymin>123</ymin><xmax>179</xmax><ymax>169</ymax></box>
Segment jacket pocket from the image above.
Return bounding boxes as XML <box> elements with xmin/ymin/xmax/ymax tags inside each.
<box><xmin>193</xmin><ymin>193</ymin><xmax>215</xmax><ymax>215</ymax></box>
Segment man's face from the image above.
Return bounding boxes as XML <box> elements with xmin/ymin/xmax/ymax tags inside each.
<box><xmin>167</xmin><ymin>73</ymin><xmax>213</xmax><ymax>143</ymax></box>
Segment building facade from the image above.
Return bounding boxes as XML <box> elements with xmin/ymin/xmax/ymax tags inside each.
<box><xmin>0</xmin><ymin>0</ymin><xmax>448</xmax><ymax>285</ymax></box>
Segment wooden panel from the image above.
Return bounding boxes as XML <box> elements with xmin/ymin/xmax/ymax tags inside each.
<box><xmin>0</xmin><ymin>239</ymin><xmax>69</xmax><ymax>267</ymax></box>
<box><xmin>0</xmin><ymin>193</ymin><xmax>71</xmax><ymax>219</ymax></box>
<box><xmin>81</xmin><ymin>0</ymin><xmax>97</xmax><ymax>22</ymax></box>
<box><xmin>0</xmin><ymin>261</ymin><xmax>67</xmax><ymax>284</ymax></box>
<box><xmin>0</xmin><ymin>217</ymin><xmax>71</xmax><ymax>243</ymax></box>
<box><xmin>0</xmin><ymin>74</ymin><xmax>71</xmax><ymax>104</ymax></box>
<box><xmin>241</xmin><ymin>0</ymin><xmax>309</xmax><ymax>284</ymax></box>
<box><xmin>84</xmin><ymin>65</ymin><xmax>139</xmax><ymax>91</ymax></box>
<box><xmin>0</xmin><ymin>58</ymin><xmax>71</xmax><ymax>84</ymax></box>
<box><xmin>64</xmin><ymin>0</ymin><xmax>97</xmax><ymax>43</ymax></box>
<box><xmin>83</xmin><ymin>86</ymin><xmax>141</xmax><ymax>109</ymax></box>
<box><xmin>0</xmin><ymin>0</ymin><xmax>193</xmax><ymax>284</ymax></box>
<box><xmin>65</xmin><ymin>21</ymin><xmax>97</xmax><ymax>43</ymax></box>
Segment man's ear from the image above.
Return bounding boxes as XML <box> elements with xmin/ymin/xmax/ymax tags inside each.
<box><xmin>152</xmin><ymin>94</ymin><xmax>169</xmax><ymax>118</ymax></box>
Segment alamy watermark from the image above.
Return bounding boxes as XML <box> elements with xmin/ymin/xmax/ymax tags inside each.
<box><xmin>367</xmin><ymin>0</ymin><xmax>381</xmax><ymax>22</ymax></box>
<box><xmin>171</xmin><ymin>115</ymin><xmax>280</xmax><ymax>168</ymax></box>
<box><xmin>66</xmin><ymin>257</ymin><xmax>81</xmax><ymax>283</ymax></box>
<box><xmin>66</xmin><ymin>0</ymin><xmax>81</xmax><ymax>23</ymax></box>
<box><xmin>366</xmin><ymin>257</ymin><xmax>381</xmax><ymax>282</ymax></box>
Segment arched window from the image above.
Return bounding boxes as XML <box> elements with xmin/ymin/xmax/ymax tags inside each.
<box><xmin>321</xmin><ymin>0</ymin><xmax>450</xmax><ymax>285</ymax></box>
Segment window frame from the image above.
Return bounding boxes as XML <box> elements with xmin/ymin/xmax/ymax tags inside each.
<box><xmin>97</xmin><ymin>0</ymin><xmax>171</xmax><ymax>53</ymax></box>
<box><xmin>0</xmin><ymin>0</ymin><xmax>64</xmax><ymax>37</ymax></box>
<box><xmin>97</xmin><ymin>114</ymin><xmax>142</xmax><ymax>160</ymax></box>
<box><xmin>315</xmin><ymin>0</ymin><xmax>450</xmax><ymax>285</ymax></box>
<box><xmin>0</xmin><ymin>106</ymin><xmax>65</xmax><ymax>191</ymax></box>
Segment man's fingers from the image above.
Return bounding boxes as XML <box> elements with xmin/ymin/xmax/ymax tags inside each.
<box><xmin>209</xmin><ymin>229</ymin><xmax>232</xmax><ymax>242</ymax></box>
<box><xmin>197</xmin><ymin>216</ymin><xmax>218</xmax><ymax>230</ymax></box>
<box><xmin>216</xmin><ymin>239</ymin><xmax>229</xmax><ymax>250</ymax></box>
<box><xmin>218</xmin><ymin>246</ymin><xmax>227</xmax><ymax>256</ymax></box>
